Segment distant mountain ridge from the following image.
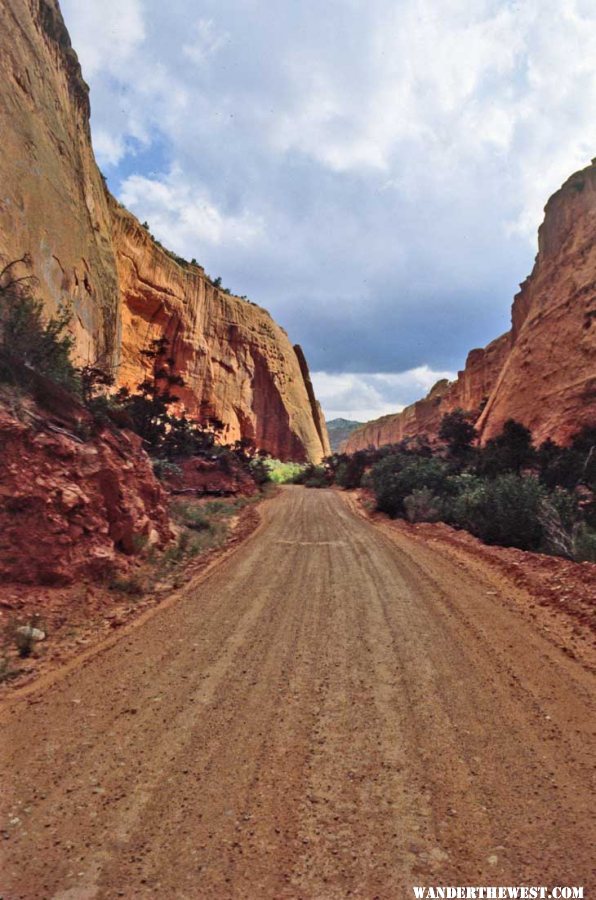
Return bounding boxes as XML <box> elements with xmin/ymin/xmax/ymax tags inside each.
<box><xmin>326</xmin><ymin>418</ymin><xmax>364</xmax><ymax>452</ymax></box>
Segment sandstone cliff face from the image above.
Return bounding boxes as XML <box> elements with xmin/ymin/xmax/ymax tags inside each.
<box><xmin>0</xmin><ymin>0</ymin><xmax>120</xmax><ymax>364</ymax></box>
<box><xmin>346</xmin><ymin>163</ymin><xmax>596</xmax><ymax>453</ymax></box>
<box><xmin>111</xmin><ymin>203</ymin><xmax>329</xmax><ymax>462</ymax></box>
<box><xmin>0</xmin><ymin>0</ymin><xmax>328</xmax><ymax>463</ymax></box>
<box><xmin>345</xmin><ymin>333</ymin><xmax>511</xmax><ymax>452</ymax></box>
<box><xmin>477</xmin><ymin>165</ymin><xmax>596</xmax><ymax>445</ymax></box>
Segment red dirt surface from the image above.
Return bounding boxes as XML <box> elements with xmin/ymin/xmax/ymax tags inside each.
<box><xmin>351</xmin><ymin>488</ymin><xmax>596</xmax><ymax>669</ymax></box>
<box><xmin>1</xmin><ymin>487</ymin><xmax>594</xmax><ymax>898</ymax></box>
<box><xmin>0</xmin><ymin>500</ymin><xmax>262</xmax><ymax>693</ymax></box>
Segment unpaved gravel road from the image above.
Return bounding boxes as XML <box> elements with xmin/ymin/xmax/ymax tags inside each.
<box><xmin>1</xmin><ymin>487</ymin><xmax>594</xmax><ymax>898</ymax></box>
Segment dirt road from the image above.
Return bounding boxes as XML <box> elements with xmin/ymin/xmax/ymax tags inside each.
<box><xmin>1</xmin><ymin>487</ymin><xmax>594</xmax><ymax>898</ymax></box>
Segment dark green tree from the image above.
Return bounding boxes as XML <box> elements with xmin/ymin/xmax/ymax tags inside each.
<box><xmin>439</xmin><ymin>409</ymin><xmax>477</xmax><ymax>459</ymax></box>
<box><xmin>478</xmin><ymin>419</ymin><xmax>535</xmax><ymax>476</ymax></box>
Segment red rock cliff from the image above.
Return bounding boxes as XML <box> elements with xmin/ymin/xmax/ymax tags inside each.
<box><xmin>346</xmin><ymin>164</ymin><xmax>596</xmax><ymax>453</ymax></box>
<box><xmin>477</xmin><ymin>165</ymin><xmax>596</xmax><ymax>445</ymax></box>
<box><xmin>0</xmin><ymin>0</ymin><xmax>328</xmax><ymax>463</ymax></box>
<box><xmin>111</xmin><ymin>203</ymin><xmax>329</xmax><ymax>462</ymax></box>
<box><xmin>0</xmin><ymin>0</ymin><xmax>120</xmax><ymax>364</ymax></box>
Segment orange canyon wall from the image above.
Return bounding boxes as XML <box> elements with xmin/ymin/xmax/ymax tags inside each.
<box><xmin>0</xmin><ymin>0</ymin><xmax>329</xmax><ymax>463</ymax></box>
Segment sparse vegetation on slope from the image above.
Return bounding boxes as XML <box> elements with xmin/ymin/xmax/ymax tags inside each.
<box><xmin>323</xmin><ymin>411</ymin><xmax>596</xmax><ymax>560</ymax></box>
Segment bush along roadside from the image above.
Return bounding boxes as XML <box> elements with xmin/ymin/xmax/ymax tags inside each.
<box><xmin>323</xmin><ymin>411</ymin><xmax>596</xmax><ymax>562</ymax></box>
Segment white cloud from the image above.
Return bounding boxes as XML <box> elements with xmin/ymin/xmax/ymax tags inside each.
<box><xmin>312</xmin><ymin>366</ymin><xmax>456</xmax><ymax>422</ymax></box>
<box><xmin>59</xmin><ymin>0</ymin><xmax>596</xmax><ymax>384</ymax></box>
<box><xmin>183</xmin><ymin>19</ymin><xmax>229</xmax><ymax>66</ymax></box>
<box><xmin>63</xmin><ymin>0</ymin><xmax>145</xmax><ymax>78</ymax></box>
<box><xmin>119</xmin><ymin>170</ymin><xmax>264</xmax><ymax>257</ymax></box>
<box><xmin>92</xmin><ymin>130</ymin><xmax>127</xmax><ymax>168</ymax></box>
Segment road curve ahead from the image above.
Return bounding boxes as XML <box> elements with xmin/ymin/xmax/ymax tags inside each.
<box><xmin>1</xmin><ymin>487</ymin><xmax>594</xmax><ymax>898</ymax></box>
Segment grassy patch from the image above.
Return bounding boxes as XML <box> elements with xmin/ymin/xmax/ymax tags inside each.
<box><xmin>164</xmin><ymin>495</ymin><xmax>252</xmax><ymax>567</ymax></box>
<box><xmin>108</xmin><ymin>574</ymin><xmax>146</xmax><ymax>598</ymax></box>
<box><xmin>264</xmin><ymin>459</ymin><xmax>308</xmax><ymax>484</ymax></box>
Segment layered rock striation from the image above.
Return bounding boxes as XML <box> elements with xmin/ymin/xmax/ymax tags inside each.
<box><xmin>346</xmin><ymin>163</ymin><xmax>596</xmax><ymax>453</ymax></box>
<box><xmin>0</xmin><ymin>0</ymin><xmax>328</xmax><ymax>463</ymax></box>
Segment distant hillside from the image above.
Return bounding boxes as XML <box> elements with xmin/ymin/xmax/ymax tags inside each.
<box><xmin>326</xmin><ymin>418</ymin><xmax>364</xmax><ymax>452</ymax></box>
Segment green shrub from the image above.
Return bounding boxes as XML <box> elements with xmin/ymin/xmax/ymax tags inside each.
<box><xmin>573</xmin><ymin>525</ymin><xmax>596</xmax><ymax>563</ymax></box>
<box><xmin>538</xmin><ymin>495</ymin><xmax>578</xmax><ymax>559</ymax></box>
<box><xmin>449</xmin><ymin>474</ymin><xmax>546</xmax><ymax>550</ymax></box>
<box><xmin>152</xmin><ymin>460</ymin><xmax>183</xmax><ymax>482</ymax></box>
<box><xmin>171</xmin><ymin>499</ymin><xmax>212</xmax><ymax>530</ymax></box>
<box><xmin>403</xmin><ymin>487</ymin><xmax>441</xmax><ymax>523</ymax></box>
<box><xmin>249</xmin><ymin>456</ymin><xmax>271</xmax><ymax>485</ymax></box>
<box><xmin>334</xmin><ymin>450</ymin><xmax>370</xmax><ymax>489</ymax></box>
<box><xmin>303</xmin><ymin>465</ymin><xmax>328</xmax><ymax>488</ymax></box>
<box><xmin>371</xmin><ymin>455</ymin><xmax>448</xmax><ymax>517</ymax></box>
<box><xmin>439</xmin><ymin>409</ymin><xmax>477</xmax><ymax>459</ymax></box>
<box><xmin>108</xmin><ymin>574</ymin><xmax>146</xmax><ymax>598</ymax></box>
<box><xmin>478</xmin><ymin>419</ymin><xmax>535</xmax><ymax>476</ymax></box>
<box><xmin>441</xmin><ymin>474</ymin><xmax>486</xmax><ymax>529</ymax></box>
<box><xmin>0</xmin><ymin>260</ymin><xmax>79</xmax><ymax>393</ymax></box>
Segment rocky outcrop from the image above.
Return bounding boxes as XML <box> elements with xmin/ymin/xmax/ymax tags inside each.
<box><xmin>346</xmin><ymin>163</ymin><xmax>596</xmax><ymax>453</ymax></box>
<box><xmin>293</xmin><ymin>344</ymin><xmax>332</xmax><ymax>457</ymax></box>
<box><xmin>345</xmin><ymin>334</ymin><xmax>511</xmax><ymax>452</ymax></box>
<box><xmin>477</xmin><ymin>165</ymin><xmax>596</xmax><ymax>445</ymax></box>
<box><xmin>0</xmin><ymin>0</ymin><xmax>327</xmax><ymax>463</ymax></box>
<box><xmin>0</xmin><ymin>0</ymin><xmax>120</xmax><ymax>365</ymax></box>
<box><xmin>162</xmin><ymin>457</ymin><xmax>258</xmax><ymax>497</ymax></box>
<box><xmin>0</xmin><ymin>393</ymin><xmax>173</xmax><ymax>585</ymax></box>
<box><xmin>111</xmin><ymin>204</ymin><xmax>329</xmax><ymax>462</ymax></box>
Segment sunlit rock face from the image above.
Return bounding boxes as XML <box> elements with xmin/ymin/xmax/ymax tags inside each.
<box><xmin>0</xmin><ymin>0</ymin><xmax>329</xmax><ymax>463</ymax></box>
<box><xmin>111</xmin><ymin>203</ymin><xmax>330</xmax><ymax>463</ymax></box>
<box><xmin>346</xmin><ymin>163</ymin><xmax>596</xmax><ymax>452</ymax></box>
<box><xmin>0</xmin><ymin>0</ymin><xmax>121</xmax><ymax>364</ymax></box>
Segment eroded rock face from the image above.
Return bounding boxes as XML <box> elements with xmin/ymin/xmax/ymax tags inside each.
<box><xmin>0</xmin><ymin>399</ymin><xmax>173</xmax><ymax>585</ymax></box>
<box><xmin>161</xmin><ymin>458</ymin><xmax>259</xmax><ymax>498</ymax></box>
<box><xmin>0</xmin><ymin>0</ymin><xmax>120</xmax><ymax>365</ymax></box>
<box><xmin>346</xmin><ymin>164</ymin><xmax>596</xmax><ymax>453</ymax></box>
<box><xmin>344</xmin><ymin>334</ymin><xmax>511</xmax><ymax>452</ymax></box>
<box><xmin>111</xmin><ymin>204</ymin><xmax>330</xmax><ymax>462</ymax></box>
<box><xmin>0</xmin><ymin>0</ymin><xmax>328</xmax><ymax>463</ymax></box>
<box><xmin>477</xmin><ymin>165</ymin><xmax>596</xmax><ymax>445</ymax></box>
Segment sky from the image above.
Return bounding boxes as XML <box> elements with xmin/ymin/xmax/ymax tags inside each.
<box><xmin>61</xmin><ymin>0</ymin><xmax>596</xmax><ymax>422</ymax></box>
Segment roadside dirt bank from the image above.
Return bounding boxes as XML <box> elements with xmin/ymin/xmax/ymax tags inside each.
<box><xmin>349</xmin><ymin>488</ymin><xmax>595</xmax><ymax>673</ymax></box>
<box><xmin>0</xmin><ymin>496</ymin><xmax>266</xmax><ymax>696</ymax></box>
